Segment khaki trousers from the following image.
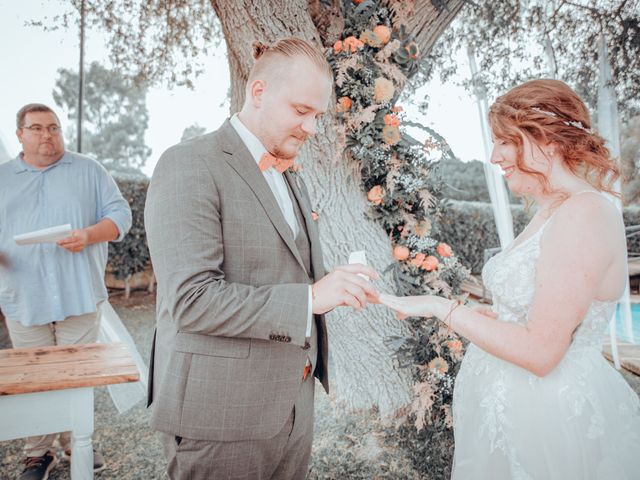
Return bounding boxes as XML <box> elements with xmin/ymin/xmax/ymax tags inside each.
<box><xmin>5</xmin><ymin>304</ymin><xmax>102</xmax><ymax>457</ymax></box>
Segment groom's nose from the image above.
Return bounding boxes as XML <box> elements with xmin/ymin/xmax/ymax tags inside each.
<box><xmin>301</xmin><ymin>116</ymin><xmax>317</xmax><ymax>136</ymax></box>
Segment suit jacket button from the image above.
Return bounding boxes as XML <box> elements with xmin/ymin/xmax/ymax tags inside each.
<box><xmin>284</xmin><ymin>336</ymin><xmax>291</xmax><ymax>343</ymax></box>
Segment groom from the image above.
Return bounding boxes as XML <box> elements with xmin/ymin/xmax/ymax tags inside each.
<box><xmin>145</xmin><ymin>37</ymin><xmax>378</xmax><ymax>479</ymax></box>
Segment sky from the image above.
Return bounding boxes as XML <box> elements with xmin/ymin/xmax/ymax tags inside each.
<box><xmin>0</xmin><ymin>0</ymin><xmax>486</xmax><ymax>177</ymax></box>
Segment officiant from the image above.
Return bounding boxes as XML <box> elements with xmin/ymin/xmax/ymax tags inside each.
<box><xmin>0</xmin><ymin>103</ymin><xmax>131</xmax><ymax>480</ymax></box>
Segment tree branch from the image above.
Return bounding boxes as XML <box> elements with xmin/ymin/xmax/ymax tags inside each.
<box><xmin>403</xmin><ymin>0</ymin><xmax>468</xmax><ymax>61</ymax></box>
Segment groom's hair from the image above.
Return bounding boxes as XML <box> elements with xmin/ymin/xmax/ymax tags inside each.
<box><xmin>248</xmin><ymin>37</ymin><xmax>332</xmax><ymax>83</ymax></box>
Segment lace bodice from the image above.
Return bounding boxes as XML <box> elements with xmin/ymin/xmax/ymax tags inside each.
<box><xmin>482</xmin><ymin>219</ymin><xmax>616</xmax><ymax>350</ymax></box>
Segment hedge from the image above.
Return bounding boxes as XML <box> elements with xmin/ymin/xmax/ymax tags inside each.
<box><xmin>108</xmin><ymin>173</ymin><xmax>150</xmax><ymax>282</ymax></box>
<box><xmin>441</xmin><ymin>200</ymin><xmax>640</xmax><ymax>275</ymax></box>
<box><xmin>104</xmin><ymin>186</ymin><xmax>640</xmax><ymax>281</ymax></box>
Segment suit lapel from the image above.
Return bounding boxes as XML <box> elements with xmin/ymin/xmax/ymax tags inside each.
<box><xmin>219</xmin><ymin>121</ymin><xmax>306</xmax><ymax>272</ymax></box>
<box><xmin>284</xmin><ymin>171</ymin><xmax>326</xmax><ymax>281</ymax></box>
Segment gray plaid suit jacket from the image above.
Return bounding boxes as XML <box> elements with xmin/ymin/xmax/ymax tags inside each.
<box><xmin>144</xmin><ymin>120</ymin><xmax>329</xmax><ymax>442</ymax></box>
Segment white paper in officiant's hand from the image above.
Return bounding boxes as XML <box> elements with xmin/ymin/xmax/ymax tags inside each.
<box><xmin>14</xmin><ymin>224</ymin><xmax>72</xmax><ymax>246</ymax></box>
<box><xmin>348</xmin><ymin>250</ymin><xmax>369</xmax><ymax>281</ymax></box>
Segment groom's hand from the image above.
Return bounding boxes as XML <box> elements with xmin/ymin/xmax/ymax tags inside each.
<box><xmin>312</xmin><ymin>264</ymin><xmax>380</xmax><ymax>314</ymax></box>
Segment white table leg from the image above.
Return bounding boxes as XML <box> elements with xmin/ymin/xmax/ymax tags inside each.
<box><xmin>70</xmin><ymin>387</ymin><xmax>94</xmax><ymax>480</ymax></box>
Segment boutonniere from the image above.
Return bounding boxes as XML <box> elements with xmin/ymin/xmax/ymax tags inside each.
<box><xmin>288</xmin><ymin>162</ymin><xmax>304</xmax><ymax>191</ymax></box>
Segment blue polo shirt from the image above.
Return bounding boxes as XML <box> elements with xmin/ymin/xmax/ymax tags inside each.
<box><xmin>0</xmin><ymin>151</ymin><xmax>132</xmax><ymax>326</ymax></box>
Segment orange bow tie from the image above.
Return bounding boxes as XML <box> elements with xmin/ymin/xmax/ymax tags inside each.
<box><xmin>259</xmin><ymin>153</ymin><xmax>295</xmax><ymax>173</ymax></box>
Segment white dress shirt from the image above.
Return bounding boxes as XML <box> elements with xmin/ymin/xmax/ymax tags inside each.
<box><xmin>230</xmin><ymin>114</ymin><xmax>313</xmax><ymax>338</ymax></box>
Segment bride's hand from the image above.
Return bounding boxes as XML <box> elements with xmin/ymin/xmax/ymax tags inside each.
<box><xmin>379</xmin><ymin>293</ymin><xmax>441</xmax><ymax>319</ymax></box>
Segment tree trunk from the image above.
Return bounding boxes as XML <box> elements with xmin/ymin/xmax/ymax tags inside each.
<box><xmin>210</xmin><ymin>0</ymin><xmax>465</xmax><ymax>416</ymax></box>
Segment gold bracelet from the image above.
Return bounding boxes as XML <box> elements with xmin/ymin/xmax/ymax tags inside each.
<box><xmin>444</xmin><ymin>299</ymin><xmax>462</xmax><ymax>331</ymax></box>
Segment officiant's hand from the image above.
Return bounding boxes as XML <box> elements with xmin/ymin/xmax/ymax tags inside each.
<box><xmin>57</xmin><ymin>228</ymin><xmax>90</xmax><ymax>253</ymax></box>
<box><xmin>312</xmin><ymin>264</ymin><xmax>380</xmax><ymax>314</ymax></box>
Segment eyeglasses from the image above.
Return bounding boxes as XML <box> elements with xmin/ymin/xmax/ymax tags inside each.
<box><xmin>21</xmin><ymin>125</ymin><xmax>62</xmax><ymax>136</ymax></box>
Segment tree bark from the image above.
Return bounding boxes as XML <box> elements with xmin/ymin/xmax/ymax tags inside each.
<box><xmin>210</xmin><ymin>0</ymin><xmax>466</xmax><ymax>416</ymax></box>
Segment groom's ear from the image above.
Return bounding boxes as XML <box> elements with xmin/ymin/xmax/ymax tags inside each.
<box><xmin>249</xmin><ymin>79</ymin><xmax>267</xmax><ymax>108</ymax></box>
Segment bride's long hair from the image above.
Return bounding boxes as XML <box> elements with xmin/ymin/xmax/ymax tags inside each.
<box><xmin>488</xmin><ymin>79</ymin><xmax>620</xmax><ymax>198</ymax></box>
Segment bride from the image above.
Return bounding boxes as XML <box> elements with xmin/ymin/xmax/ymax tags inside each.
<box><xmin>381</xmin><ymin>79</ymin><xmax>640</xmax><ymax>479</ymax></box>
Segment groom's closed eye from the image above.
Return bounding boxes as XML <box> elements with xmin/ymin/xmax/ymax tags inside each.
<box><xmin>293</xmin><ymin>104</ymin><xmax>325</xmax><ymax>119</ymax></box>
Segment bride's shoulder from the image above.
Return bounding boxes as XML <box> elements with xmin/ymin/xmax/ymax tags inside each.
<box><xmin>545</xmin><ymin>190</ymin><xmax>622</xmax><ymax>245</ymax></box>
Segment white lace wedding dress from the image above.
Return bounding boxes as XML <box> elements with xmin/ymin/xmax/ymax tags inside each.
<box><xmin>451</xmin><ymin>212</ymin><xmax>640</xmax><ymax>479</ymax></box>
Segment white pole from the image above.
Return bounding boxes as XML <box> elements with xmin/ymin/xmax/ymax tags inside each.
<box><xmin>597</xmin><ymin>34</ymin><xmax>634</xmax><ymax>370</ymax></box>
<box><xmin>467</xmin><ymin>46</ymin><xmax>515</xmax><ymax>249</ymax></box>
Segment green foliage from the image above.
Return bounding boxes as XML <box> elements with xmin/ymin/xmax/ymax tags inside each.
<box><xmin>624</xmin><ymin>205</ymin><xmax>640</xmax><ymax>255</ymax></box>
<box><xmin>436</xmin><ymin>157</ymin><xmax>490</xmax><ymax>202</ymax></box>
<box><xmin>441</xmin><ymin>200</ymin><xmax>640</xmax><ymax>274</ymax></box>
<box><xmin>107</xmin><ymin>174</ymin><xmax>150</xmax><ymax>280</ymax></box>
<box><xmin>621</xmin><ymin>115</ymin><xmax>640</xmax><ymax>205</ymax></box>
<box><xmin>181</xmin><ymin>123</ymin><xmax>207</xmax><ymax>142</ymax></box>
<box><xmin>439</xmin><ymin>200</ymin><xmax>531</xmax><ymax>274</ymax></box>
<box><xmin>34</xmin><ymin>1</ymin><xmax>220</xmax><ymax>88</ymax></box>
<box><xmin>52</xmin><ymin>61</ymin><xmax>151</xmax><ymax>173</ymax></box>
<box><xmin>428</xmin><ymin>1</ymin><xmax>640</xmax><ymax>120</ymax></box>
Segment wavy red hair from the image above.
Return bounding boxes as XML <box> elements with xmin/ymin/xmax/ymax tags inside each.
<box><xmin>488</xmin><ymin>79</ymin><xmax>620</xmax><ymax>197</ymax></box>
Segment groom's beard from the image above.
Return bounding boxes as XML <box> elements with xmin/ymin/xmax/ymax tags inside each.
<box><xmin>272</xmin><ymin>132</ymin><xmax>308</xmax><ymax>160</ymax></box>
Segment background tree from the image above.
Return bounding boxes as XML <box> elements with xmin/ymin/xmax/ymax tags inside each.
<box><xmin>426</xmin><ymin>0</ymin><xmax>640</xmax><ymax>121</ymax></box>
<box><xmin>53</xmin><ymin>61</ymin><xmax>152</xmax><ymax>173</ymax></box>
<box><xmin>621</xmin><ymin>115</ymin><xmax>640</xmax><ymax>205</ymax></box>
<box><xmin>181</xmin><ymin>123</ymin><xmax>207</xmax><ymax>142</ymax></box>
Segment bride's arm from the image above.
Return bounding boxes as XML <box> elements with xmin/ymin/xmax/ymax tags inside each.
<box><xmin>383</xmin><ymin>194</ymin><xmax>622</xmax><ymax>376</ymax></box>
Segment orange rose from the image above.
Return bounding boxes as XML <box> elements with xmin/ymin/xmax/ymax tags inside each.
<box><xmin>367</xmin><ymin>185</ymin><xmax>384</xmax><ymax>205</ymax></box>
<box><xmin>333</xmin><ymin>40</ymin><xmax>343</xmax><ymax>53</ymax></box>
<box><xmin>384</xmin><ymin>113</ymin><xmax>400</xmax><ymax>127</ymax></box>
<box><xmin>311</xmin><ymin>211</ymin><xmax>319</xmax><ymax>221</ymax></box>
<box><xmin>411</xmin><ymin>253</ymin><xmax>426</xmax><ymax>268</ymax></box>
<box><xmin>344</xmin><ymin>36</ymin><xmax>364</xmax><ymax>53</ymax></box>
<box><xmin>337</xmin><ymin>96</ymin><xmax>353</xmax><ymax>113</ymax></box>
<box><xmin>373</xmin><ymin>25</ymin><xmax>391</xmax><ymax>44</ymax></box>
<box><xmin>436</xmin><ymin>242</ymin><xmax>453</xmax><ymax>258</ymax></box>
<box><xmin>391</xmin><ymin>105</ymin><xmax>404</xmax><ymax>113</ymax></box>
<box><xmin>393</xmin><ymin>245</ymin><xmax>410</xmax><ymax>261</ymax></box>
<box><xmin>421</xmin><ymin>255</ymin><xmax>439</xmax><ymax>271</ymax></box>
<box><xmin>445</xmin><ymin>339</ymin><xmax>463</xmax><ymax>354</ymax></box>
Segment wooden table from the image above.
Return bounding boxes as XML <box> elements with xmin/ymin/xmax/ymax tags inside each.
<box><xmin>0</xmin><ymin>343</ymin><xmax>139</xmax><ymax>479</ymax></box>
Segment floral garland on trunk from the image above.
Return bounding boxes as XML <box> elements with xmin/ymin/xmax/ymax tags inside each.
<box><xmin>326</xmin><ymin>0</ymin><xmax>469</xmax><ymax>438</ymax></box>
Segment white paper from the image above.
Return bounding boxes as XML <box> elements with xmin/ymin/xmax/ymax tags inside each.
<box><xmin>14</xmin><ymin>224</ymin><xmax>72</xmax><ymax>245</ymax></box>
<box><xmin>349</xmin><ymin>250</ymin><xmax>369</xmax><ymax>280</ymax></box>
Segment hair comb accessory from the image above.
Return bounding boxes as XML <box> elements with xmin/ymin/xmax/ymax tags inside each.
<box><xmin>530</xmin><ymin>107</ymin><xmax>593</xmax><ymax>134</ymax></box>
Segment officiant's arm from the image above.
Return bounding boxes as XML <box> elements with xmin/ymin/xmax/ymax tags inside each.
<box><xmin>384</xmin><ymin>195</ymin><xmax>621</xmax><ymax>377</ymax></box>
